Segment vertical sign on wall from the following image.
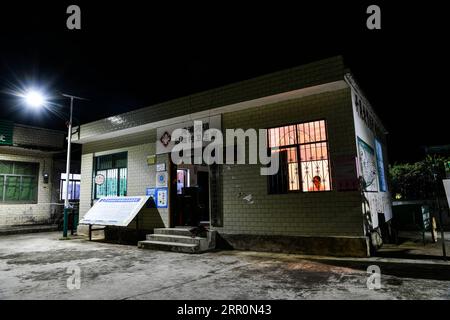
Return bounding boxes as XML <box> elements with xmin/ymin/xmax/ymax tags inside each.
<box><xmin>375</xmin><ymin>139</ymin><xmax>387</xmax><ymax>192</ymax></box>
<box><xmin>156</xmin><ymin>171</ymin><xmax>168</xmax><ymax>188</ymax></box>
<box><xmin>357</xmin><ymin>137</ymin><xmax>378</xmax><ymax>192</ymax></box>
<box><xmin>146</xmin><ymin>187</ymin><xmax>156</xmax><ymax>208</ymax></box>
<box><xmin>156</xmin><ymin>188</ymin><xmax>168</xmax><ymax>208</ymax></box>
<box><xmin>0</xmin><ymin>120</ymin><xmax>13</xmax><ymax>145</ymax></box>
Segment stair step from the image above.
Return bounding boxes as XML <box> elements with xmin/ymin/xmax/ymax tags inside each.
<box><xmin>146</xmin><ymin>233</ymin><xmax>204</xmax><ymax>244</ymax></box>
<box><xmin>138</xmin><ymin>240</ymin><xmax>199</xmax><ymax>253</ymax></box>
<box><xmin>153</xmin><ymin>228</ymin><xmax>195</xmax><ymax>237</ymax></box>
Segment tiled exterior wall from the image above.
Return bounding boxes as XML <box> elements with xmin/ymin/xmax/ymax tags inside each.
<box><xmin>0</xmin><ymin>124</ymin><xmax>65</xmax><ymax>227</ymax></box>
<box><xmin>13</xmin><ymin>124</ymin><xmax>65</xmax><ymax>149</ymax></box>
<box><xmin>0</xmin><ymin>150</ymin><xmax>53</xmax><ymax>226</ymax></box>
<box><xmin>216</xmin><ymin>88</ymin><xmax>364</xmax><ymax>237</ymax></box>
<box><xmin>78</xmin><ymin>130</ymin><xmax>169</xmax><ymax>234</ymax></box>
<box><xmin>78</xmin><ymin>87</ymin><xmax>365</xmax><ymax>238</ymax></box>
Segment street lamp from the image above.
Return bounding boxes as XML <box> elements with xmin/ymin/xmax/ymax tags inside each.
<box><xmin>23</xmin><ymin>90</ymin><xmax>46</xmax><ymax>108</ymax></box>
<box><xmin>60</xmin><ymin>93</ymin><xmax>86</xmax><ymax>238</ymax></box>
<box><xmin>21</xmin><ymin>89</ymin><xmax>86</xmax><ymax>238</ymax></box>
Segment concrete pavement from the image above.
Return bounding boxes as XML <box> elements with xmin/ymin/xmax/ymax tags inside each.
<box><xmin>0</xmin><ymin>232</ymin><xmax>449</xmax><ymax>300</ymax></box>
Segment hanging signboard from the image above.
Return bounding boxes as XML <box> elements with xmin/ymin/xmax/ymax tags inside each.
<box><xmin>79</xmin><ymin>196</ymin><xmax>150</xmax><ymax>227</ymax></box>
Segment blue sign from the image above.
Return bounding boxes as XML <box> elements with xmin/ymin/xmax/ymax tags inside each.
<box><xmin>146</xmin><ymin>188</ymin><xmax>157</xmax><ymax>208</ymax></box>
<box><xmin>146</xmin><ymin>188</ymin><xmax>156</xmax><ymax>198</ymax></box>
<box><xmin>375</xmin><ymin>139</ymin><xmax>387</xmax><ymax>192</ymax></box>
<box><xmin>156</xmin><ymin>187</ymin><xmax>168</xmax><ymax>208</ymax></box>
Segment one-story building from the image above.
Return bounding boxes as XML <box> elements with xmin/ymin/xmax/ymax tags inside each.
<box><xmin>74</xmin><ymin>56</ymin><xmax>392</xmax><ymax>256</ymax></box>
<box><xmin>0</xmin><ymin>122</ymin><xmax>81</xmax><ymax>228</ymax></box>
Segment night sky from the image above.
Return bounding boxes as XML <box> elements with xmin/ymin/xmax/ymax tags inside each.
<box><xmin>0</xmin><ymin>1</ymin><xmax>447</xmax><ymax>163</ymax></box>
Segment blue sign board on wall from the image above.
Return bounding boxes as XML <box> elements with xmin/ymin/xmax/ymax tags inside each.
<box><xmin>375</xmin><ymin>139</ymin><xmax>387</xmax><ymax>192</ymax></box>
<box><xmin>146</xmin><ymin>188</ymin><xmax>156</xmax><ymax>208</ymax></box>
<box><xmin>156</xmin><ymin>187</ymin><xmax>168</xmax><ymax>208</ymax></box>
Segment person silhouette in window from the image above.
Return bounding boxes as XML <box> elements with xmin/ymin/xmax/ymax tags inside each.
<box><xmin>309</xmin><ymin>175</ymin><xmax>326</xmax><ymax>191</ymax></box>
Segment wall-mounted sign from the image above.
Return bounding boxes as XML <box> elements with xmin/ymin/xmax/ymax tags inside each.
<box><xmin>156</xmin><ymin>171</ymin><xmax>168</xmax><ymax>188</ymax></box>
<box><xmin>156</xmin><ymin>187</ymin><xmax>168</xmax><ymax>208</ymax></box>
<box><xmin>156</xmin><ymin>115</ymin><xmax>222</xmax><ymax>154</ymax></box>
<box><xmin>94</xmin><ymin>174</ymin><xmax>105</xmax><ymax>185</ymax></box>
<box><xmin>156</xmin><ymin>163</ymin><xmax>166</xmax><ymax>172</ymax></box>
<box><xmin>146</xmin><ymin>187</ymin><xmax>156</xmax><ymax>199</ymax></box>
<box><xmin>0</xmin><ymin>120</ymin><xmax>13</xmax><ymax>146</ymax></box>
<box><xmin>146</xmin><ymin>187</ymin><xmax>157</xmax><ymax>208</ymax></box>
<box><xmin>375</xmin><ymin>139</ymin><xmax>387</xmax><ymax>192</ymax></box>
<box><xmin>352</xmin><ymin>90</ymin><xmax>383</xmax><ymax>138</ymax></box>
<box><xmin>357</xmin><ymin>137</ymin><xmax>378</xmax><ymax>192</ymax></box>
<box><xmin>160</xmin><ymin>131</ymin><xmax>171</xmax><ymax>147</ymax></box>
<box><xmin>147</xmin><ymin>155</ymin><xmax>156</xmax><ymax>165</ymax></box>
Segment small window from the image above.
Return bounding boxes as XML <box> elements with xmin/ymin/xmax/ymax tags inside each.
<box><xmin>93</xmin><ymin>152</ymin><xmax>127</xmax><ymax>199</ymax></box>
<box><xmin>60</xmin><ymin>173</ymin><xmax>81</xmax><ymax>201</ymax></box>
<box><xmin>0</xmin><ymin>160</ymin><xmax>39</xmax><ymax>203</ymax></box>
<box><xmin>268</xmin><ymin>120</ymin><xmax>332</xmax><ymax>194</ymax></box>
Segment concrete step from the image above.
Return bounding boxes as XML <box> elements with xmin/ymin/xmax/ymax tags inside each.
<box><xmin>153</xmin><ymin>228</ymin><xmax>195</xmax><ymax>237</ymax></box>
<box><xmin>146</xmin><ymin>233</ymin><xmax>204</xmax><ymax>244</ymax></box>
<box><xmin>0</xmin><ymin>224</ymin><xmax>58</xmax><ymax>236</ymax></box>
<box><xmin>138</xmin><ymin>240</ymin><xmax>199</xmax><ymax>253</ymax></box>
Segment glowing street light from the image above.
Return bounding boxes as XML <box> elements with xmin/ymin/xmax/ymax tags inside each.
<box><xmin>22</xmin><ymin>90</ymin><xmax>46</xmax><ymax>108</ymax></box>
<box><xmin>18</xmin><ymin>87</ymin><xmax>86</xmax><ymax>238</ymax></box>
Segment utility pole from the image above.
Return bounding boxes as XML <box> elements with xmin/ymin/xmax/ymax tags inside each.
<box><xmin>62</xmin><ymin>93</ymin><xmax>86</xmax><ymax>238</ymax></box>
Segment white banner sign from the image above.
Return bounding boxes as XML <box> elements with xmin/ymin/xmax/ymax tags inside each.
<box><xmin>79</xmin><ymin>196</ymin><xmax>150</xmax><ymax>227</ymax></box>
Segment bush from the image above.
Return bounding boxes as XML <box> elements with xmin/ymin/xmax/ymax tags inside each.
<box><xmin>389</xmin><ymin>155</ymin><xmax>448</xmax><ymax>200</ymax></box>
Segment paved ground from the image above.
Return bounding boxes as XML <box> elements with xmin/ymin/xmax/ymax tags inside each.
<box><xmin>0</xmin><ymin>232</ymin><xmax>449</xmax><ymax>300</ymax></box>
<box><xmin>378</xmin><ymin>230</ymin><xmax>450</xmax><ymax>260</ymax></box>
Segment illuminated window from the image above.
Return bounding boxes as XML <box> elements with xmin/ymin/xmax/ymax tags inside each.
<box><xmin>60</xmin><ymin>173</ymin><xmax>81</xmax><ymax>201</ymax></box>
<box><xmin>268</xmin><ymin>120</ymin><xmax>331</xmax><ymax>193</ymax></box>
<box><xmin>93</xmin><ymin>152</ymin><xmax>127</xmax><ymax>199</ymax></box>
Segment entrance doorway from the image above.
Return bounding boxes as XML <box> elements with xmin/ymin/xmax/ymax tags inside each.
<box><xmin>171</xmin><ymin>164</ymin><xmax>210</xmax><ymax>227</ymax></box>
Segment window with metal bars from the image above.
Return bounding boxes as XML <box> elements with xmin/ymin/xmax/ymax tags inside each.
<box><xmin>0</xmin><ymin>160</ymin><xmax>39</xmax><ymax>203</ymax></box>
<box><xmin>267</xmin><ymin>120</ymin><xmax>331</xmax><ymax>193</ymax></box>
<box><xmin>93</xmin><ymin>152</ymin><xmax>127</xmax><ymax>199</ymax></box>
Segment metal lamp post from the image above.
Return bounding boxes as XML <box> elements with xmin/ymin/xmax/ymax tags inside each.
<box><xmin>20</xmin><ymin>89</ymin><xmax>85</xmax><ymax>238</ymax></box>
<box><xmin>61</xmin><ymin>93</ymin><xmax>86</xmax><ymax>238</ymax></box>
